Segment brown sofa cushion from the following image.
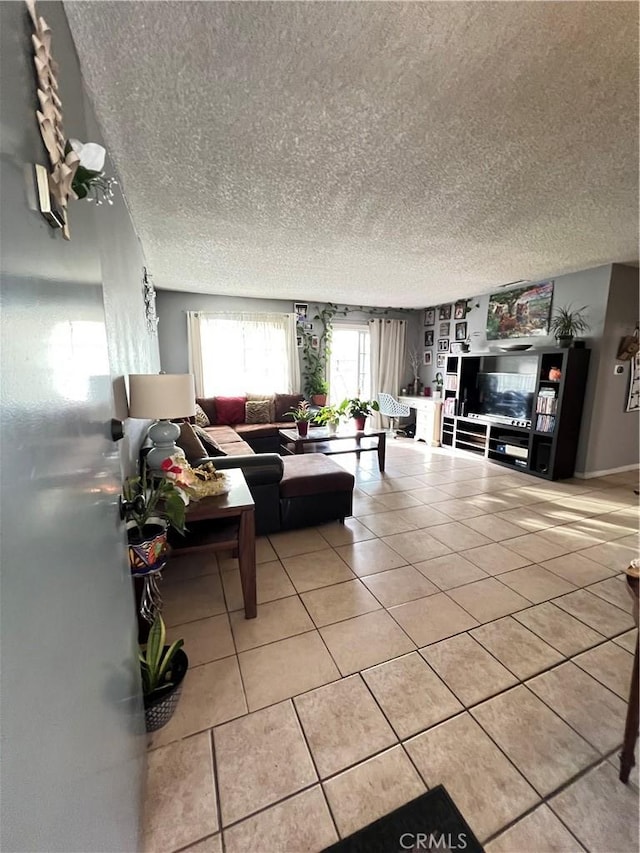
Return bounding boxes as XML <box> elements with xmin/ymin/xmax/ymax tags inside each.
<box><xmin>176</xmin><ymin>422</ymin><xmax>207</xmax><ymax>465</ymax></box>
<box><xmin>203</xmin><ymin>426</ymin><xmax>244</xmax><ymax>444</ymax></box>
<box><xmin>192</xmin><ymin>424</ymin><xmax>227</xmax><ymax>457</ymax></box>
<box><xmin>234</xmin><ymin>423</ymin><xmax>281</xmax><ymax>439</ymax></box>
<box><xmin>245</xmin><ymin>400</ymin><xmax>271</xmax><ymax>424</ymax></box>
<box><xmin>274</xmin><ymin>393</ymin><xmax>305</xmax><ymax>422</ymax></box>
<box><xmin>196</xmin><ymin>396</ymin><xmax>216</xmax><ymax>424</ymax></box>
<box><xmin>219</xmin><ymin>440</ymin><xmax>255</xmax><ymax>456</ymax></box>
<box><xmin>280</xmin><ymin>454</ymin><xmax>355</xmax><ymax>498</ymax></box>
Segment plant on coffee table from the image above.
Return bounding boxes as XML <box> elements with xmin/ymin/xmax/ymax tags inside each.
<box><xmin>287</xmin><ymin>400</ymin><xmax>315</xmax><ymax>437</ymax></box>
<box><xmin>342</xmin><ymin>398</ymin><xmax>380</xmax><ymax>431</ymax></box>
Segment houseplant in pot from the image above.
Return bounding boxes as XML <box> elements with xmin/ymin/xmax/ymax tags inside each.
<box><xmin>308</xmin><ymin>374</ymin><xmax>329</xmax><ymax>407</ymax></box>
<box><xmin>315</xmin><ymin>402</ymin><xmax>346</xmax><ymax>435</ymax></box>
<box><xmin>139</xmin><ymin>613</ymin><xmax>188</xmax><ymax>732</ymax></box>
<box><xmin>342</xmin><ymin>398</ymin><xmax>380</xmax><ymax>431</ymax></box>
<box><xmin>287</xmin><ymin>400</ymin><xmax>315</xmax><ymax>437</ymax></box>
<box><xmin>549</xmin><ymin>304</ymin><xmax>590</xmax><ymax>348</ymax></box>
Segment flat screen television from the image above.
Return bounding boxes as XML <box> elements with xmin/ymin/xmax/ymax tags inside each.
<box><xmin>475</xmin><ymin>371</ymin><xmax>536</xmax><ymax>420</ymax></box>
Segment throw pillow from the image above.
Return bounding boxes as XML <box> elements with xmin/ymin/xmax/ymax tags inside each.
<box><xmin>192</xmin><ymin>424</ymin><xmax>228</xmax><ymax>457</ymax></box>
<box><xmin>176</xmin><ymin>422</ymin><xmax>207</xmax><ymax>465</ymax></box>
<box><xmin>194</xmin><ymin>403</ymin><xmax>210</xmax><ymax>427</ymax></box>
<box><xmin>196</xmin><ymin>396</ymin><xmax>216</xmax><ymax>424</ymax></box>
<box><xmin>214</xmin><ymin>396</ymin><xmax>247</xmax><ymax>426</ymax></box>
<box><xmin>245</xmin><ymin>400</ymin><xmax>272</xmax><ymax>424</ymax></box>
<box><xmin>246</xmin><ymin>392</ymin><xmax>276</xmax><ymax>422</ymax></box>
<box><xmin>274</xmin><ymin>393</ymin><xmax>305</xmax><ymax>422</ymax></box>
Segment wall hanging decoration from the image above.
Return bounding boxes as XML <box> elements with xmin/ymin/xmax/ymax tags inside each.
<box><xmin>487</xmin><ymin>281</ymin><xmax>553</xmax><ymax>339</ymax></box>
<box><xmin>424</xmin><ymin>308</ymin><xmax>435</xmax><ymax>326</ymax></box>
<box><xmin>143</xmin><ymin>268</ymin><xmax>159</xmax><ymax>334</ymax></box>
<box><xmin>617</xmin><ymin>326</ymin><xmax>639</xmax><ymax>362</ymax></box>
<box><xmin>627</xmin><ymin>351</ymin><xmax>640</xmax><ymax>413</ymax></box>
<box><xmin>438</xmin><ymin>305</ymin><xmax>452</xmax><ymax>321</ymax></box>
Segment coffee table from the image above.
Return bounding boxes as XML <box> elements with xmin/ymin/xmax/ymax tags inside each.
<box><xmin>279</xmin><ymin>426</ymin><xmax>387</xmax><ymax>472</ymax></box>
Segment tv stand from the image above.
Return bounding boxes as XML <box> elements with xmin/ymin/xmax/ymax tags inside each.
<box><xmin>441</xmin><ymin>348</ymin><xmax>590</xmax><ymax>480</ymax></box>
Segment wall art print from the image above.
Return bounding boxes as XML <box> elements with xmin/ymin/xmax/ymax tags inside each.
<box><xmin>424</xmin><ymin>308</ymin><xmax>435</xmax><ymax>326</ymax></box>
<box><xmin>627</xmin><ymin>351</ymin><xmax>640</xmax><ymax>412</ymax></box>
<box><xmin>486</xmin><ymin>281</ymin><xmax>553</xmax><ymax>340</ymax></box>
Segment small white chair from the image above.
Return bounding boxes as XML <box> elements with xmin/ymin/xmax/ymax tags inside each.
<box><xmin>377</xmin><ymin>393</ymin><xmax>411</xmax><ymax>437</ymax></box>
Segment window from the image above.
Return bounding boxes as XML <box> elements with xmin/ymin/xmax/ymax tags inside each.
<box><xmin>199</xmin><ymin>312</ymin><xmax>298</xmax><ymax>395</ymax></box>
<box><xmin>329</xmin><ymin>325</ymin><xmax>371</xmax><ymax>402</ymax></box>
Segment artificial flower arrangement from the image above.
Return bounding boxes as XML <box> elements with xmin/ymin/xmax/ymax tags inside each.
<box><xmin>161</xmin><ymin>454</ymin><xmax>229</xmax><ymax>499</ymax></box>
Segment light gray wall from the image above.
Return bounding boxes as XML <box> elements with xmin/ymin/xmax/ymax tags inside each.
<box><xmin>417</xmin><ymin>266</ymin><xmax>617</xmax><ymax>474</ymax></box>
<box><xmin>581</xmin><ymin>263</ymin><xmax>639</xmax><ymax>474</ymax></box>
<box><xmin>0</xmin><ymin>2</ymin><xmax>158</xmax><ymax>849</ymax></box>
<box><xmin>156</xmin><ymin>289</ymin><xmax>419</xmax><ymax>390</ymax></box>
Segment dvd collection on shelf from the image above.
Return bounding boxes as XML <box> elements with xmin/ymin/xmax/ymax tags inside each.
<box><xmin>536</xmin><ymin>413</ymin><xmax>556</xmax><ymax>432</ymax></box>
<box><xmin>536</xmin><ymin>387</ymin><xmax>558</xmax><ymax>415</ymax></box>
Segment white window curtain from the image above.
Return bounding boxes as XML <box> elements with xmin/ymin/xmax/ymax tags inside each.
<box><xmin>369</xmin><ymin>318</ymin><xmax>407</xmax><ymax>429</ymax></box>
<box><xmin>187</xmin><ymin>311</ymin><xmax>300</xmax><ymax>396</ymax></box>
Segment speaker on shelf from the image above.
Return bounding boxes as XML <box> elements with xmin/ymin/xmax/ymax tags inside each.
<box><xmin>535</xmin><ymin>442</ymin><xmax>552</xmax><ymax>474</ymax></box>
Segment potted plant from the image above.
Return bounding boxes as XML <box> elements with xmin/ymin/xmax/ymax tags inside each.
<box><xmin>432</xmin><ymin>372</ymin><xmax>444</xmax><ymax>400</ymax></box>
<box><xmin>408</xmin><ymin>348</ymin><xmax>422</xmax><ymax>395</ymax></box>
<box><xmin>122</xmin><ymin>461</ymin><xmax>191</xmax><ymax>575</ymax></box>
<box><xmin>139</xmin><ymin>613</ymin><xmax>189</xmax><ymax>732</ymax></box>
<box><xmin>308</xmin><ymin>374</ymin><xmax>329</xmax><ymax>407</ymax></box>
<box><xmin>287</xmin><ymin>400</ymin><xmax>315</xmax><ymax>437</ymax></box>
<box><xmin>342</xmin><ymin>398</ymin><xmax>380</xmax><ymax>431</ymax></box>
<box><xmin>549</xmin><ymin>304</ymin><xmax>590</xmax><ymax>348</ymax></box>
<box><xmin>315</xmin><ymin>402</ymin><xmax>345</xmax><ymax>435</ymax></box>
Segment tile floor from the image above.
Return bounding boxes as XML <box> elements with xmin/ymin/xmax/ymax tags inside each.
<box><xmin>143</xmin><ymin>441</ymin><xmax>639</xmax><ymax>853</ymax></box>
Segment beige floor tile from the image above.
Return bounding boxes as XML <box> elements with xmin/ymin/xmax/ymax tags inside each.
<box><xmin>351</xmin><ymin>494</ymin><xmax>388</xmax><ymax>516</ymax></box>
<box><xmin>437</xmin><ymin>480</ymin><xmax>491</xmax><ymax>498</ymax></box>
<box><xmin>471</xmin><ymin>616</ymin><xmax>563</xmax><ymax>679</ymax></box>
<box><xmin>447</xmin><ymin>577</ymin><xmax>531</xmax><ymax>622</ymax></box>
<box><xmin>301</xmin><ymin>579</ymin><xmax>381</xmax><ymax>627</ymax></box>
<box><xmin>485</xmin><ymin>804</ymin><xmax>585</xmax><ymax>853</ymax></box>
<box><xmin>539</xmin><ymin>552</ymin><xmax>616</xmax><ymax>586</ymax></box>
<box><xmin>390</xmin><ymin>592</ymin><xmax>478</xmax><ymax>646</ymax></box>
<box><xmin>536</xmin><ymin>524</ymin><xmax>607</xmax><ymax>551</ymax></box>
<box><xmin>268</xmin><ymin>528</ymin><xmax>331</xmax><ymax>559</ymax></box>
<box><xmin>164</xmin><ymin>551</ymin><xmax>218</xmax><ymax>581</ymax></box>
<box><xmin>362</xmin><ymin>475</ymin><xmax>426</xmax><ymax>494</ymax></box>
<box><xmin>413</xmin><ymin>553</ymin><xmax>488</xmax><ymax>590</ymax></box>
<box><xmin>527</xmin><ymin>501</ymin><xmax>589</xmax><ymax>525</ymax></box>
<box><xmin>362</xmin><ymin>652</ymin><xmax>462</xmax><ymax>739</ymax></box>
<box><xmin>428</xmin><ymin>498</ymin><xmax>488</xmax><ymax>520</ymax></box>
<box><xmin>461</xmin><ymin>542</ymin><xmax>532</xmax><ymax>575</ymax></box>
<box><xmin>607</xmin><ymin>754</ymin><xmax>639</xmax><ymax>790</ymax></box>
<box><xmin>167</xmin><ymin>614</ymin><xmax>235</xmax><ymax>667</ymax></box>
<box><xmin>360</xmin><ymin>510</ymin><xmax>417</xmax><ymax>536</ymax></box>
<box><xmin>374</xmin><ymin>491</ymin><xmax>424</xmax><ymax>510</ymax></box>
<box><xmin>513</xmin><ymin>601</ymin><xmax>604</xmax><ymax>656</ymax></box>
<box><xmin>495</xmin><ymin>507</ymin><xmax>556</xmax><ymax>532</ymax></box>
<box><xmin>323</xmin><ymin>746</ymin><xmax>425</xmax><ymax>838</ymax></box>
<box><xmin>573</xmin><ymin>640</ymin><xmax>635</xmax><ymax>699</ymax></box>
<box><xmin>214</xmin><ymin>701</ymin><xmax>317</xmax><ymax>826</ymax></box>
<box><xmin>498</xmin><ymin>565</ymin><xmax>577</xmax><ymax>603</ymax></box>
<box><xmin>223</xmin><ymin>787</ymin><xmax>338</xmax><ymax>853</ymax></box>
<box><xmin>467</xmin><ymin>493</ymin><xmax>524</xmax><ymax>514</ymax></box>
<box><xmin>360</xmin><ymin>565</ymin><xmax>438</xmax><ymax>607</ymax></box>
<box><xmin>471</xmin><ymin>686</ymin><xmax>598</xmax><ymax>796</ymax></box>
<box><xmin>382</xmin><ymin>529</ymin><xmax>453</xmax><ymax>563</ymax></box>
<box><xmin>501</xmin><ymin>533</ymin><xmax>570</xmax><ymax>563</ymax></box>
<box><xmin>426</xmin><ymin>521</ymin><xmax>492</xmax><ymax>551</ymax></box>
<box><xmin>238</xmin><ymin>630</ymin><xmax>339</xmax><ymax>711</ymax></box>
<box><xmin>396</xmin><ymin>504</ymin><xmax>454</xmax><ymax>529</ymax></box>
<box><xmin>316</xmin><ymin>518</ymin><xmax>377</xmax><ymax>547</ymax></box>
<box><xmin>553</xmin><ymin>589</ymin><xmax>635</xmax><ymax>637</ymax></box>
<box><xmin>613</xmin><ymin>628</ymin><xmax>638</xmax><ymax>652</ymax></box>
<box><xmin>550</xmin><ymin>761</ymin><xmax>639</xmax><ymax>853</ymax></box>
<box><xmin>221</xmin><ymin>561</ymin><xmax>296</xmax><ymax>611</ymax></box>
<box><xmin>282</xmin><ymin>548</ymin><xmax>356</xmax><ymax>592</ymax></box>
<box><xmin>406</xmin><ymin>485</ymin><xmax>453</xmax><ymax>503</ymax></box>
<box><xmin>577</xmin><ymin>539</ymin><xmax>638</xmax><ymax>571</ymax></box>
<box><xmin>143</xmin><ymin>733</ymin><xmax>218</xmax><ymax>853</ymax></box>
<box><xmin>461</xmin><ymin>514</ymin><xmax>526</xmax><ymax>541</ymax></box>
<box><xmin>527</xmin><ymin>661</ymin><xmax>627</xmax><ymax>753</ymax></box>
<box><xmin>559</xmin><ymin>517</ymin><xmax>632</xmax><ymax>544</ymax></box>
<box><xmin>256</xmin><ymin>536</ymin><xmax>278</xmax><ymax>564</ymax></box>
<box><xmin>320</xmin><ymin>610</ymin><xmax>414</xmax><ymax>675</ymax></box>
<box><xmin>181</xmin><ymin>834</ymin><xmax>222</xmax><ymax>853</ymax></box>
<box><xmin>421</xmin><ymin>633</ymin><xmax>517</xmax><ymax>706</ymax></box>
<box><xmin>586</xmin><ymin>575</ymin><xmax>633</xmax><ymax>611</ymax></box>
<box><xmin>149</xmin><ymin>657</ymin><xmax>247</xmax><ymax>749</ymax></box>
<box><xmin>294</xmin><ymin>675</ymin><xmax>396</xmax><ymax>778</ymax></box>
<box><xmin>335</xmin><ymin>538</ymin><xmax>407</xmax><ymax>576</ymax></box>
<box><xmin>405</xmin><ymin>713</ymin><xmax>538</xmax><ymax>842</ymax></box>
<box><xmin>230</xmin><ymin>595</ymin><xmax>314</xmax><ymax>651</ymax></box>
<box><xmin>163</xmin><ymin>573</ymin><xmax>227</xmax><ymax>627</ymax></box>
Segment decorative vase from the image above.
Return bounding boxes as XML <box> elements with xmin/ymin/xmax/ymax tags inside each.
<box><xmin>354</xmin><ymin>416</ymin><xmax>366</xmax><ymax>431</ymax></box>
<box><xmin>548</xmin><ymin>366</ymin><xmax>562</xmax><ymax>381</ymax></box>
<box><xmin>312</xmin><ymin>394</ymin><xmax>327</xmax><ymax>406</ymax></box>
<box><xmin>556</xmin><ymin>336</ymin><xmax>573</xmax><ymax>349</ymax></box>
<box><xmin>327</xmin><ymin>422</ymin><xmax>338</xmax><ymax>436</ymax></box>
<box><xmin>143</xmin><ymin>648</ymin><xmax>189</xmax><ymax>732</ymax></box>
<box><xmin>127</xmin><ymin>519</ymin><xmax>168</xmax><ymax>575</ymax></box>
<box><xmin>297</xmin><ymin>420</ymin><xmax>309</xmax><ymax>437</ymax></box>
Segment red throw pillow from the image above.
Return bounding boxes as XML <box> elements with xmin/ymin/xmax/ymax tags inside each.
<box><xmin>214</xmin><ymin>396</ymin><xmax>247</xmax><ymax>425</ymax></box>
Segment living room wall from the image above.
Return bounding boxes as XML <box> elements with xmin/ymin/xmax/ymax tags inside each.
<box><xmin>156</xmin><ymin>290</ymin><xmax>420</xmax><ymax>393</ymax></box>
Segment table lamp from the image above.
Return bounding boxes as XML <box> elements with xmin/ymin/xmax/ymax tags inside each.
<box><xmin>128</xmin><ymin>374</ymin><xmax>196</xmax><ymax>470</ymax></box>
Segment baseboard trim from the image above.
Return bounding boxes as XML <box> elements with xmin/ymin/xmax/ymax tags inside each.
<box><xmin>574</xmin><ymin>463</ymin><xmax>640</xmax><ymax>479</ymax></box>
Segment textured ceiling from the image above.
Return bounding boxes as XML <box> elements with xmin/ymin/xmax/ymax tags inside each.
<box><xmin>65</xmin><ymin>1</ymin><xmax>638</xmax><ymax>307</ymax></box>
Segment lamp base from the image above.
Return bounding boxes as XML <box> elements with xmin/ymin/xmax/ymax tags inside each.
<box><xmin>146</xmin><ymin>419</ymin><xmax>181</xmax><ymax>470</ymax></box>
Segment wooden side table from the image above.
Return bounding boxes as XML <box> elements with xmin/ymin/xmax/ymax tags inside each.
<box><xmin>170</xmin><ymin>468</ymin><xmax>257</xmax><ymax>619</ymax></box>
<box><xmin>620</xmin><ymin>560</ymin><xmax>639</xmax><ymax>784</ymax></box>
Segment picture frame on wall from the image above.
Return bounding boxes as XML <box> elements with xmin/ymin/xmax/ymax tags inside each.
<box><xmin>311</xmin><ymin>335</ymin><xmax>320</xmax><ymax>349</ymax></box>
<box><xmin>437</xmin><ymin>353</ymin><xmax>446</xmax><ymax>369</ymax></box>
<box><xmin>296</xmin><ymin>335</ymin><xmax>303</xmax><ymax>348</ymax></box>
<box><xmin>455</xmin><ymin>321</ymin><xmax>468</xmax><ymax>341</ymax></box>
<box><xmin>439</xmin><ymin>322</ymin><xmax>450</xmax><ymax>337</ymax></box>
<box><xmin>439</xmin><ymin>305</ymin><xmax>452</xmax><ymax>321</ymax></box>
<box><xmin>438</xmin><ymin>338</ymin><xmax>450</xmax><ymax>352</ymax></box>
<box><xmin>423</xmin><ymin>350</ymin><xmax>432</xmax><ymax>366</ymax></box>
<box><xmin>294</xmin><ymin>303</ymin><xmax>308</xmax><ymax>322</ymax></box>
<box><xmin>454</xmin><ymin>300</ymin><xmax>467</xmax><ymax>320</ymax></box>
<box><xmin>424</xmin><ymin>308</ymin><xmax>436</xmax><ymax>326</ymax></box>
<box><xmin>424</xmin><ymin>330</ymin><xmax>434</xmax><ymax>347</ymax></box>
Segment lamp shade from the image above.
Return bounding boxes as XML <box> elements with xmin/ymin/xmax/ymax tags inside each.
<box><xmin>128</xmin><ymin>374</ymin><xmax>195</xmax><ymax>420</ymax></box>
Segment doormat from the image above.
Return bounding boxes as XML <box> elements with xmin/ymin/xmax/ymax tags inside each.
<box><xmin>322</xmin><ymin>785</ymin><xmax>484</xmax><ymax>853</ymax></box>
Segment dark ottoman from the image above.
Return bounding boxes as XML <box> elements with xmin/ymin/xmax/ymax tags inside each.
<box><xmin>279</xmin><ymin>454</ymin><xmax>355</xmax><ymax>530</ymax></box>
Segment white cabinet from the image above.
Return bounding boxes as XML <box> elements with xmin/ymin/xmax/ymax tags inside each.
<box><xmin>398</xmin><ymin>397</ymin><xmax>443</xmax><ymax>446</ymax></box>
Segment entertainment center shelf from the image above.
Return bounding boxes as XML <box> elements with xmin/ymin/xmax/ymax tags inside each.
<box><xmin>440</xmin><ymin>348</ymin><xmax>590</xmax><ymax>480</ymax></box>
